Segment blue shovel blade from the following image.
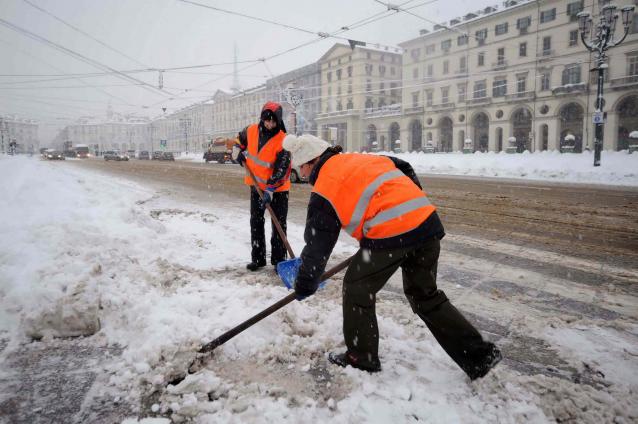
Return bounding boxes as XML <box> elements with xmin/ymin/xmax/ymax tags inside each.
<box><xmin>276</xmin><ymin>258</ymin><xmax>327</xmax><ymax>290</ymax></box>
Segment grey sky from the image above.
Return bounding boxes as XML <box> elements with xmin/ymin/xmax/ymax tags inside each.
<box><xmin>0</xmin><ymin>0</ymin><xmax>497</xmax><ymax>142</ymax></box>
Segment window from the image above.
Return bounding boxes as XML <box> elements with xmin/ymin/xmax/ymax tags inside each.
<box><xmin>517</xmin><ymin>16</ymin><xmax>531</xmax><ymax>32</ymax></box>
<box><xmin>517</xmin><ymin>76</ymin><xmax>526</xmax><ymax>93</ymax></box>
<box><xmin>378</xmin><ymin>98</ymin><xmax>386</xmax><ymax>108</ymax></box>
<box><xmin>426</xmin><ymin>90</ymin><xmax>433</xmax><ymax>106</ymax></box>
<box><xmin>567</xmin><ymin>1</ymin><xmax>584</xmax><ymax>21</ymax></box>
<box><xmin>562</xmin><ymin>64</ymin><xmax>581</xmax><ymax>84</ymax></box>
<box><xmin>478</xmin><ymin>52</ymin><xmax>485</xmax><ymax>66</ymax></box>
<box><xmin>497</xmin><ymin>47</ymin><xmax>505</xmax><ymax>65</ymax></box>
<box><xmin>347</xmin><ymin>99</ymin><xmax>353</xmax><ymax>110</ymax></box>
<box><xmin>365</xmin><ymin>98</ymin><xmax>373</xmax><ymax>109</ymax></box>
<box><xmin>390</xmin><ymin>82</ymin><xmax>399</xmax><ymax>97</ymax></box>
<box><xmin>379</xmin><ymin>82</ymin><xmax>385</xmax><ymax>94</ymax></box>
<box><xmin>441</xmin><ymin>87</ymin><xmax>449</xmax><ymax>104</ymax></box>
<box><xmin>495</xmin><ymin>22</ymin><xmax>508</xmax><ymax>36</ymax></box>
<box><xmin>366</xmin><ymin>79</ymin><xmax>372</xmax><ymax>92</ymax></box>
<box><xmin>493</xmin><ymin>78</ymin><xmax>507</xmax><ymax>97</ymax></box>
<box><xmin>391</xmin><ymin>67</ymin><xmax>396</xmax><ymax>75</ymax></box>
<box><xmin>541</xmin><ymin>72</ymin><xmax>551</xmax><ymax>90</ymax></box>
<box><xmin>412</xmin><ymin>92</ymin><xmax>419</xmax><ymax>107</ymax></box>
<box><xmin>543</xmin><ymin>36</ymin><xmax>552</xmax><ymax>55</ymax></box>
<box><xmin>348</xmin><ymin>82</ymin><xmax>353</xmax><ymax>94</ymax></box>
<box><xmin>540</xmin><ymin>8</ymin><xmax>556</xmax><ymax>23</ymax></box>
<box><xmin>347</xmin><ymin>66</ymin><xmax>353</xmax><ymax>77</ymax></box>
<box><xmin>458</xmin><ymin>34</ymin><xmax>468</xmax><ymax>46</ymax></box>
<box><xmin>459</xmin><ymin>56</ymin><xmax>467</xmax><ymax>73</ymax></box>
<box><xmin>441</xmin><ymin>39</ymin><xmax>452</xmax><ymax>51</ymax></box>
<box><xmin>629</xmin><ymin>54</ymin><xmax>638</xmax><ymax>76</ymax></box>
<box><xmin>327</xmin><ymin>71</ymin><xmax>332</xmax><ymax>82</ymax></box>
<box><xmin>336</xmin><ymin>101</ymin><xmax>342</xmax><ymax>111</ymax></box>
<box><xmin>413</xmin><ymin>67</ymin><xmax>418</xmax><ymax>79</ymax></box>
<box><xmin>569</xmin><ymin>30</ymin><xmax>578</xmax><ymax>47</ymax></box>
<box><xmin>443</xmin><ymin>60</ymin><xmax>449</xmax><ymax>74</ymax></box>
<box><xmin>379</xmin><ymin>65</ymin><xmax>386</xmax><ymax>76</ymax></box>
<box><xmin>366</xmin><ymin>52</ymin><xmax>371</xmax><ymax>59</ymax></box>
<box><xmin>473</xmin><ymin>80</ymin><xmax>487</xmax><ymax>98</ymax></box>
<box><xmin>427</xmin><ymin>64</ymin><xmax>433</xmax><ymax>77</ymax></box>
<box><xmin>336</xmin><ymin>69</ymin><xmax>342</xmax><ymax>80</ymax></box>
<box><xmin>519</xmin><ymin>42</ymin><xmax>527</xmax><ymax>57</ymax></box>
<box><xmin>426</xmin><ymin>44</ymin><xmax>435</xmax><ymax>54</ymax></box>
<box><xmin>337</xmin><ymin>85</ymin><xmax>342</xmax><ymax>95</ymax></box>
<box><xmin>410</xmin><ymin>48</ymin><xmax>421</xmax><ymax>60</ymax></box>
<box><xmin>365</xmin><ymin>64</ymin><xmax>373</xmax><ymax>76</ymax></box>
<box><xmin>458</xmin><ymin>84</ymin><xmax>466</xmax><ymax>102</ymax></box>
<box><xmin>476</xmin><ymin>29</ymin><xmax>488</xmax><ymax>45</ymax></box>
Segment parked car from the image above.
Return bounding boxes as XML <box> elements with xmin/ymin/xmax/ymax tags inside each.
<box><xmin>152</xmin><ymin>151</ymin><xmax>163</xmax><ymax>160</ymax></box>
<box><xmin>63</xmin><ymin>150</ymin><xmax>77</xmax><ymax>158</ymax></box>
<box><xmin>104</xmin><ymin>150</ymin><xmax>129</xmax><ymax>161</ymax></box>
<box><xmin>44</xmin><ymin>150</ymin><xmax>65</xmax><ymax>160</ymax></box>
<box><xmin>138</xmin><ymin>151</ymin><xmax>150</xmax><ymax>160</ymax></box>
<box><xmin>162</xmin><ymin>152</ymin><xmax>175</xmax><ymax>161</ymax></box>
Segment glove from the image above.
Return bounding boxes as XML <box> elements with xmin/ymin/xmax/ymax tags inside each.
<box><xmin>260</xmin><ymin>188</ymin><xmax>274</xmax><ymax>209</ymax></box>
<box><xmin>232</xmin><ymin>145</ymin><xmax>246</xmax><ymax>166</ymax></box>
<box><xmin>294</xmin><ymin>279</ymin><xmax>319</xmax><ymax>301</ymax></box>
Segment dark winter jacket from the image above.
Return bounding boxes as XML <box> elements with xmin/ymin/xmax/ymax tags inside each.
<box><xmin>295</xmin><ymin>149</ymin><xmax>445</xmax><ymax>293</ymax></box>
<box><xmin>237</xmin><ymin>122</ymin><xmax>291</xmax><ymax>190</ymax></box>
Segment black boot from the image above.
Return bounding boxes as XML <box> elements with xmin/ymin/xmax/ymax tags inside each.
<box><xmin>328</xmin><ymin>351</ymin><xmax>381</xmax><ymax>373</ymax></box>
<box><xmin>246</xmin><ymin>261</ymin><xmax>266</xmax><ymax>271</ymax></box>
<box><xmin>466</xmin><ymin>345</ymin><xmax>502</xmax><ymax>381</ymax></box>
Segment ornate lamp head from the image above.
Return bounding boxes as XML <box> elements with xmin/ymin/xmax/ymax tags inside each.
<box><xmin>621</xmin><ymin>5</ymin><xmax>635</xmax><ymax>27</ymax></box>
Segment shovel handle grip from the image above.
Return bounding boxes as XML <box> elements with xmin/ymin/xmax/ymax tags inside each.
<box><xmin>198</xmin><ymin>255</ymin><xmax>353</xmax><ymax>354</ymax></box>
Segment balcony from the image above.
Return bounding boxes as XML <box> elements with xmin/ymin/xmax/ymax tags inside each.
<box><xmin>552</xmin><ymin>82</ymin><xmax>587</xmax><ymax>95</ymax></box>
<box><xmin>537</xmin><ymin>49</ymin><xmax>554</xmax><ymax>62</ymax></box>
<box><xmin>315</xmin><ymin>109</ymin><xmax>359</xmax><ymax>120</ymax></box>
<box><xmin>505</xmin><ymin>91</ymin><xmax>535</xmax><ymax>101</ymax></box>
<box><xmin>431</xmin><ymin>102</ymin><xmax>455</xmax><ymax>111</ymax></box>
<box><xmin>610</xmin><ymin>75</ymin><xmax>638</xmax><ymax>89</ymax></box>
<box><xmin>403</xmin><ymin>105</ymin><xmax>424</xmax><ymax>115</ymax></box>
<box><xmin>363</xmin><ymin>104</ymin><xmax>402</xmax><ymax>118</ymax></box>
<box><xmin>492</xmin><ymin>60</ymin><xmax>508</xmax><ymax>70</ymax></box>
<box><xmin>468</xmin><ymin>96</ymin><xmax>491</xmax><ymax>105</ymax></box>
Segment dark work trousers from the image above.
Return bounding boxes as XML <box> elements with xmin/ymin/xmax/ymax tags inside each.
<box><xmin>250</xmin><ymin>187</ymin><xmax>289</xmax><ymax>266</ymax></box>
<box><xmin>342</xmin><ymin>237</ymin><xmax>494</xmax><ymax>375</ymax></box>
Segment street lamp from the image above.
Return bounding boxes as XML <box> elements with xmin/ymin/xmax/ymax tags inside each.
<box><xmin>577</xmin><ymin>2</ymin><xmax>635</xmax><ymax>166</ymax></box>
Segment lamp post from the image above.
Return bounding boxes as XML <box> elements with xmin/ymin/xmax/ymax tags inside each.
<box><xmin>577</xmin><ymin>3</ymin><xmax>635</xmax><ymax>166</ymax></box>
<box><xmin>179</xmin><ymin>118</ymin><xmax>191</xmax><ymax>154</ymax></box>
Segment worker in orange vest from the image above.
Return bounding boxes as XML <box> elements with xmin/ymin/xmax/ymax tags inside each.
<box><xmin>283</xmin><ymin>133</ymin><xmax>501</xmax><ymax>380</ymax></box>
<box><xmin>234</xmin><ymin>102</ymin><xmax>291</xmax><ymax>271</ymax></box>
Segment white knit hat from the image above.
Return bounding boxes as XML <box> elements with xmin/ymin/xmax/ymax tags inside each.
<box><xmin>283</xmin><ymin>134</ymin><xmax>331</xmax><ymax>167</ymax></box>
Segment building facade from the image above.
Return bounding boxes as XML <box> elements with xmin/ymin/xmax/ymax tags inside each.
<box><xmin>265</xmin><ymin>62</ymin><xmax>322</xmax><ymax>135</ymax></box>
<box><xmin>397</xmin><ymin>0</ymin><xmax>638</xmax><ymax>153</ymax></box>
<box><xmin>0</xmin><ymin>115</ymin><xmax>38</xmax><ymax>153</ymax></box>
<box><xmin>315</xmin><ymin>43</ymin><xmax>403</xmax><ymax>152</ymax></box>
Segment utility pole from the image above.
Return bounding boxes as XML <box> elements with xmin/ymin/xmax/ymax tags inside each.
<box><xmin>179</xmin><ymin>118</ymin><xmax>191</xmax><ymax>154</ymax></box>
<box><xmin>577</xmin><ymin>3</ymin><xmax>635</xmax><ymax>166</ymax></box>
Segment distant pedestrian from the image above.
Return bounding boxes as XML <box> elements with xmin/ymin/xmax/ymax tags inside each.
<box><xmin>283</xmin><ymin>133</ymin><xmax>501</xmax><ymax>379</ymax></box>
<box><xmin>233</xmin><ymin>102</ymin><xmax>291</xmax><ymax>271</ymax></box>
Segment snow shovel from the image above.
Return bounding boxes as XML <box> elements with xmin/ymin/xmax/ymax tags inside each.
<box><xmin>170</xmin><ymin>254</ymin><xmax>354</xmax><ymax>385</ymax></box>
<box><xmin>276</xmin><ymin>257</ymin><xmax>326</xmax><ymax>291</ymax></box>
<box><xmin>244</xmin><ymin>165</ymin><xmax>296</xmax><ymax>260</ymax></box>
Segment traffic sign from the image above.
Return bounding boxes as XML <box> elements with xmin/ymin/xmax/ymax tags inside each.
<box><xmin>592</xmin><ymin>112</ymin><xmax>604</xmax><ymax>124</ymax></box>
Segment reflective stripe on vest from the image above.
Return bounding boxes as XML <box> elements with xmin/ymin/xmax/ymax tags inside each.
<box><xmin>243</xmin><ymin>124</ymin><xmax>290</xmax><ymax>192</ymax></box>
<box><xmin>344</xmin><ymin>169</ymin><xmax>404</xmax><ymax>235</ymax></box>
<box><xmin>362</xmin><ymin>196</ymin><xmax>431</xmax><ymax>236</ymax></box>
<box><xmin>313</xmin><ymin>154</ymin><xmax>436</xmax><ymax>241</ymax></box>
<box><xmin>244</xmin><ymin>151</ymin><xmax>273</xmax><ymax>169</ymax></box>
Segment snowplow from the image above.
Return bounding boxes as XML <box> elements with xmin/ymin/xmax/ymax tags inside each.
<box><xmin>203</xmin><ymin>137</ymin><xmax>238</xmax><ymax>164</ymax></box>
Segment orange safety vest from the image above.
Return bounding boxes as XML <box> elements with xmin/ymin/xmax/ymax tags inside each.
<box><xmin>243</xmin><ymin>124</ymin><xmax>290</xmax><ymax>192</ymax></box>
<box><xmin>313</xmin><ymin>154</ymin><xmax>436</xmax><ymax>241</ymax></box>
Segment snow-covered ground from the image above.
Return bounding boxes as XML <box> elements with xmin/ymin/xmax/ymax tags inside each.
<box><xmin>181</xmin><ymin>149</ymin><xmax>638</xmax><ymax>187</ymax></box>
<box><xmin>1</xmin><ymin>155</ymin><xmax>637</xmax><ymax>423</ymax></box>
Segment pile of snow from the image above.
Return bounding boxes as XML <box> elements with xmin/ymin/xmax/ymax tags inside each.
<box><xmin>388</xmin><ymin>150</ymin><xmax>638</xmax><ymax>186</ymax></box>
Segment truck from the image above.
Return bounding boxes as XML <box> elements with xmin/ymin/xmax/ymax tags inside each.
<box><xmin>203</xmin><ymin>137</ymin><xmax>238</xmax><ymax>164</ymax></box>
<box><xmin>75</xmin><ymin>144</ymin><xmax>90</xmax><ymax>158</ymax></box>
